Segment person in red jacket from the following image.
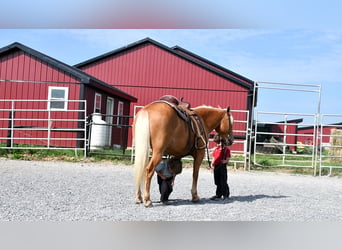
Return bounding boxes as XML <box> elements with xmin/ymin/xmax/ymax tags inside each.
<box><xmin>210</xmin><ymin>134</ymin><xmax>231</xmax><ymax>200</ymax></box>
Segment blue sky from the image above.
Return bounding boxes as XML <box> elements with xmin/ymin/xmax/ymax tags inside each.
<box><xmin>0</xmin><ymin>29</ymin><xmax>341</xmax><ymax>124</ymax></box>
<box><xmin>1</xmin><ymin>1</ymin><xmax>342</xmax><ymax>124</ymax></box>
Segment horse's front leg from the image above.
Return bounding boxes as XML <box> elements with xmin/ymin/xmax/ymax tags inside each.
<box><xmin>191</xmin><ymin>151</ymin><xmax>205</xmax><ymax>202</ymax></box>
<box><xmin>191</xmin><ymin>168</ymin><xmax>200</xmax><ymax>202</ymax></box>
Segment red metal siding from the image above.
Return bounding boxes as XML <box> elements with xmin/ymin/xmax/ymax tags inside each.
<box><xmin>0</xmin><ymin>51</ymin><xmax>77</xmax><ymax>84</ymax></box>
<box><xmin>81</xmin><ymin>43</ymin><xmax>249</xmax><ymax>103</ymax></box>
<box><xmin>173</xmin><ymin>47</ymin><xmax>253</xmax><ymax>87</ymax></box>
<box><xmin>297</xmin><ymin>128</ymin><xmax>315</xmax><ymax>145</ymax></box>
<box><xmin>320</xmin><ymin>127</ymin><xmax>335</xmax><ymax>144</ymax></box>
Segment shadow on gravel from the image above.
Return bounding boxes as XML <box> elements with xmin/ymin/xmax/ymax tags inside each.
<box><xmin>229</xmin><ymin>194</ymin><xmax>288</xmax><ymax>203</ymax></box>
<box><xmin>154</xmin><ymin>194</ymin><xmax>288</xmax><ymax>206</ymax></box>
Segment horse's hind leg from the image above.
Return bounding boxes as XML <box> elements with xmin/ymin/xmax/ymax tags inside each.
<box><xmin>143</xmin><ymin>153</ymin><xmax>163</xmax><ymax>207</ymax></box>
<box><xmin>135</xmin><ymin>188</ymin><xmax>143</xmax><ymax>204</ymax></box>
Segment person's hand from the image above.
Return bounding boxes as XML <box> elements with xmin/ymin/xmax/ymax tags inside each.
<box><xmin>157</xmin><ymin>171</ymin><xmax>166</xmax><ymax>180</ymax></box>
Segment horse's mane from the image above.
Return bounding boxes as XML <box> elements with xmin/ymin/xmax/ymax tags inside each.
<box><xmin>193</xmin><ymin>105</ymin><xmax>222</xmax><ymax>110</ymax></box>
<box><xmin>193</xmin><ymin>105</ymin><xmax>233</xmax><ymax>125</ymax></box>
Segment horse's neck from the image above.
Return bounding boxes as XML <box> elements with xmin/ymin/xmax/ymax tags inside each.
<box><xmin>195</xmin><ymin>108</ymin><xmax>225</xmax><ymax>133</ymax></box>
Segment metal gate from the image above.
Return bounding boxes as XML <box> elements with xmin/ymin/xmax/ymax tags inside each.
<box><xmin>253</xmin><ymin>111</ymin><xmax>319</xmax><ymax>171</ymax></box>
<box><xmin>250</xmin><ymin>82</ymin><xmax>322</xmax><ymax>174</ymax></box>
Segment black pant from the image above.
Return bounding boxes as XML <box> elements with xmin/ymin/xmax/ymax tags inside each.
<box><xmin>157</xmin><ymin>175</ymin><xmax>173</xmax><ymax>202</ymax></box>
<box><xmin>213</xmin><ymin>164</ymin><xmax>230</xmax><ymax>198</ymax></box>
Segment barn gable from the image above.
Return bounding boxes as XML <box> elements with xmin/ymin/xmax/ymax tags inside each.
<box><xmin>76</xmin><ymin>37</ymin><xmax>254</xmax><ymax>92</ymax></box>
<box><xmin>0</xmin><ymin>42</ymin><xmax>86</xmax><ymax>83</ymax></box>
<box><xmin>0</xmin><ymin>42</ymin><xmax>137</xmax><ymax>102</ymax></box>
<box><xmin>75</xmin><ymin>38</ymin><xmax>254</xmax><ymax>109</ymax></box>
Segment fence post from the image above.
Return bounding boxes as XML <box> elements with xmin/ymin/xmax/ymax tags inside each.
<box><xmin>6</xmin><ymin>111</ymin><xmax>14</xmax><ymax>148</ymax></box>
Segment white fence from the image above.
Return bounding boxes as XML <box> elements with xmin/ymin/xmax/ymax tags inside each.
<box><xmin>0</xmin><ymin>99</ymin><xmax>87</xmax><ymax>157</ymax></box>
<box><xmin>2</xmin><ymin>92</ymin><xmax>340</xmax><ymax>176</ymax></box>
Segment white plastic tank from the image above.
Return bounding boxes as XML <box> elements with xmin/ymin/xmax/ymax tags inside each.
<box><xmin>90</xmin><ymin>113</ymin><xmax>109</xmax><ymax>149</ymax></box>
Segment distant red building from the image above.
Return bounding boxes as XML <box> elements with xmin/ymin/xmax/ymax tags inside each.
<box><xmin>256</xmin><ymin>118</ymin><xmax>303</xmax><ymax>152</ymax></box>
<box><xmin>268</xmin><ymin>119</ymin><xmax>303</xmax><ymax>151</ymax></box>
<box><xmin>75</xmin><ymin>38</ymin><xmax>255</xmax><ymax>151</ymax></box>
<box><xmin>0</xmin><ymin>42</ymin><xmax>136</xmax><ymax>148</ymax></box>
<box><xmin>298</xmin><ymin>122</ymin><xmax>342</xmax><ymax>146</ymax></box>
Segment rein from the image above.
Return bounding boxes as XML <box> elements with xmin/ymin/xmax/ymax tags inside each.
<box><xmin>179</xmin><ymin>110</ymin><xmax>207</xmax><ymax>158</ymax></box>
<box><xmin>189</xmin><ymin>112</ymin><xmax>207</xmax><ymax>150</ymax></box>
<box><xmin>188</xmin><ymin>112</ymin><xmax>212</xmax><ymax>169</ymax></box>
<box><xmin>206</xmin><ymin>144</ymin><xmax>211</xmax><ymax>169</ymax></box>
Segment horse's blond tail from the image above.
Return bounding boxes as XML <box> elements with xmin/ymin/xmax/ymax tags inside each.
<box><xmin>134</xmin><ymin>109</ymin><xmax>150</xmax><ymax>193</ymax></box>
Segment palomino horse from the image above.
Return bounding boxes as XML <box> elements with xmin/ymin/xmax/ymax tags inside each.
<box><xmin>133</xmin><ymin>101</ymin><xmax>234</xmax><ymax>207</ymax></box>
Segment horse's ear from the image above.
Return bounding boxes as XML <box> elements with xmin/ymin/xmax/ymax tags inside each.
<box><xmin>226</xmin><ymin>107</ymin><xmax>230</xmax><ymax>113</ymax></box>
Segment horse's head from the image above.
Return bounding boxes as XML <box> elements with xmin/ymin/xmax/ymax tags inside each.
<box><xmin>215</xmin><ymin>107</ymin><xmax>234</xmax><ymax>146</ymax></box>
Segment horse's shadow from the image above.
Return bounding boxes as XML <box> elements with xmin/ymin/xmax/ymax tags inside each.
<box><xmin>154</xmin><ymin>194</ymin><xmax>288</xmax><ymax>206</ymax></box>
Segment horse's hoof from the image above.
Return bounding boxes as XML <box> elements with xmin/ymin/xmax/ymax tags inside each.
<box><xmin>135</xmin><ymin>197</ymin><xmax>143</xmax><ymax>204</ymax></box>
<box><xmin>191</xmin><ymin>197</ymin><xmax>200</xmax><ymax>203</ymax></box>
<box><xmin>144</xmin><ymin>200</ymin><xmax>153</xmax><ymax>207</ymax></box>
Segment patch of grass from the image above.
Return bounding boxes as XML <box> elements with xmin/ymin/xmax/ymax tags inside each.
<box><xmin>251</xmin><ymin>153</ymin><xmax>342</xmax><ymax>177</ymax></box>
<box><xmin>3</xmin><ymin>149</ymin><xmax>84</xmax><ymax>162</ymax></box>
<box><xmin>90</xmin><ymin>154</ymin><xmax>133</xmax><ymax>165</ymax></box>
<box><xmin>258</xmin><ymin>159</ymin><xmax>273</xmax><ymax>166</ymax></box>
<box><xmin>0</xmin><ymin>144</ymin><xmax>134</xmax><ymax>164</ymax></box>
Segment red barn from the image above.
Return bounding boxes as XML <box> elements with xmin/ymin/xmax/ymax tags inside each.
<box><xmin>0</xmin><ymin>42</ymin><xmax>137</xmax><ymax>148</ymax></box>
<box><xmin>75</xmin><ymin>38</ymin><xmax>255</xmax><ymax>152</ymax></box>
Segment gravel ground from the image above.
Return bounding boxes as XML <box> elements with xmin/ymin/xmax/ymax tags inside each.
<box><xmin>0</xmin><ymin>158</ymin><xmax>341</xmax><ymax>221</ymax></box>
